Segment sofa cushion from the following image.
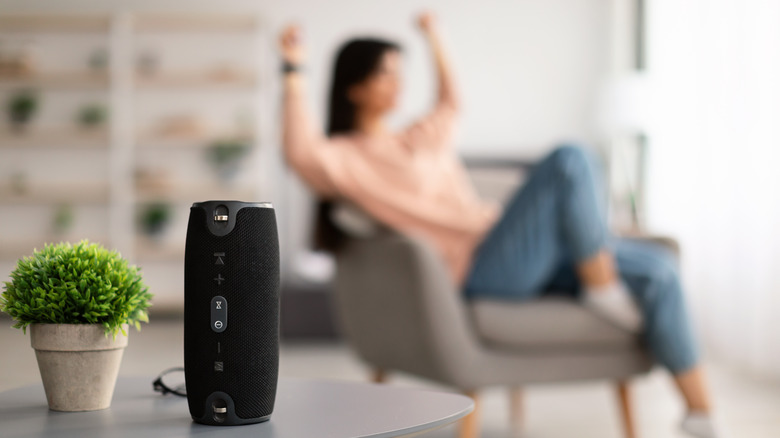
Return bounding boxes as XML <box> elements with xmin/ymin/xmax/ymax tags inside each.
<box><xmin>469</xmin><ymin>297</ymin><xmax>639</xmax><ymax>351</ymax></box>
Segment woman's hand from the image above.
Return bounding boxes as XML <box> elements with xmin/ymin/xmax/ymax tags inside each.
<box><xmin>416</xmin><ymin>11</ymin><xmax>459</xmax><ymax>112</ymax></box>
<box><xmin>279</xmin><ymin>24</ymin><xmax>305</xmax><ymax>65</ymax></box>
<box><xmin>417</xmin><ymin>11</ymin><xmax>438</xmax><ymax>35</ymax></box>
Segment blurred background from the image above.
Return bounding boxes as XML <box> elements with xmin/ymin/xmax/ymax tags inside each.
<box><xmin>0</xmin><ymin>0</ymin><xmax>778</xmax><ymax>437</ymax></box>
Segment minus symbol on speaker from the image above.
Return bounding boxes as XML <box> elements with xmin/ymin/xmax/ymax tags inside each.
<box><xmin>217</xmin><ymin>342</ymin><xmax>221</xmax><ymax>354</ymax></box>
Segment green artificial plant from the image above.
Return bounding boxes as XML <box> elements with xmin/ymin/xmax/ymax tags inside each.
<box><xmin>139</xmin><ymin>202</ymin><xmax>171</xmax><ymax>236</ymax></box>
<box><xmin>77</xmin><ymin>103</ymin><xmax>108</xmax><ymax>128</ymax></box>
<box><xmin>0</xmin><ymin>240</ymin><xmax>152</xmax><ymax>337</ymax></box>
<box><xmin>206</xmin><ymin>139</ymin><xmax>250</xmax><ymax>167</ymax></box>
<box><xmin>52</xmin><ymin>204</ymin><xmax>75</xmax><ymax>234</ymax></box>
<box><xmin>7</xmin><ymin>89</ymin><xmax>39</xmax><ymax>127</ymax></box>
<box><xmin>205</xmin><ymin>139</ymin><xmax>251</xmax><ymax>180</ymax></box>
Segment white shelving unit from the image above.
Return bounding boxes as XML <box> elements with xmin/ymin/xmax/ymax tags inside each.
<box><xmin>0</xmin><ymin>12</ymin><xmax>271</xmax><ymax>311</ymax></box>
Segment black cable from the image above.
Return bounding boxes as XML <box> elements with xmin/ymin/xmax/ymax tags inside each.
<box><xmin>152</xmin><ymin>367</ymin><xmax>187</xmax><ymax>397</ymax></box>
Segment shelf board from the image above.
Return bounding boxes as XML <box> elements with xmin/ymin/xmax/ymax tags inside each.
<box><xmin>0</xmin><ymin>184</ymin><xmax>110</xmax><ymax>205</ymax></box>
<box><xmin>0</xmin><ymin>72</ymin><xmax>109</xmax><ymax>90</ymax></box>
<box><xmin>135</xmin><ymin>133</ymin><xmax>254</xmax><ymax>149</ymax></box>
<box><xmin>135</xmin><ymin>238</ymin><xmax>185</xmax><ymax>262</ymax></box>
<box><xmin>0</xmin><ymin>235</ymin><xmax>110</xmax><ymax>262</ymax></box>
<box><xmin>135</xmin><ymin>184</ymin><xmax>256</xmax><ymax>204</ymax></box>
<box><xmin>0</xmin><ymin>128</ymin><xmax>109</xmax><ymax>149</ymax></box>
<box><xmin>132</xmin><ymin>14</ymin><xmax>258</xmax><ymax>32</ymax></box>
<box><xmin>135</xmin><ymin>72</ymin><xmax>255</xmax><ymax>90</ymax></box>
<box><xmin>0</xmin><ymin>15</ymin><xmax>111</xmax><ymax>33</ymax></box>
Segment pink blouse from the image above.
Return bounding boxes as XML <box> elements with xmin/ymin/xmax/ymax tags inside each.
<box><xmin>283</xmin><ymin>92</ymin><xmax>500</xmax><ymax>284</ymax></box>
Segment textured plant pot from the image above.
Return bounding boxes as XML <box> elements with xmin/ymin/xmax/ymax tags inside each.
<box><xmin>30</xmin><ymin>324</ymin><xmax>128</xmax><ymax>412</ymax></box>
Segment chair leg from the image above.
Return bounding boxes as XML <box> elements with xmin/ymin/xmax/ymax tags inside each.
<box><xmin>509</xmin><ymin>386</ymin><xmax>524</xmax><ymax>433</ymax></box>
<box><xmin>458</xmin><ymin>390</ymin><xmax>480</xmax><ymax>438</ymax></box>
<box><xmin>370</xmin><ymin>367</ymin><xmax>387</xmax><ymax>384</ymax></box>
<box><xmin>616</xmin><ymin>381</ymin><xmax>638</xmax><ymax>438</ymax></box>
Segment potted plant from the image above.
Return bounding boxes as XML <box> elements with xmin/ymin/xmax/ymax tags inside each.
<box><xmin>6</xmin><ymin>89</ymin><xmax>38</xmax><ymax>132</ymax></box>
<box><xmin>205</xmin><ymin>138</ymin><xmax>251</xmax><ymax>181</ymax></box>
<box><xmin>77</xmin><ymin>103</ymin><xmax>108</xmax><ymax>130</ymax></box>
<box><xmin>139</xmin><ymin>202</ymin><xmax>172</xmax><ymax>238</ymax></box>
<box><xmin>0</xmin><ymin>240</ymin><xmax>152</xmax><ymax>412</ymax></box>
<box><xmin>52</xmin><ymin>203</ymin><xmax>74</xmax><ymax>235</ymax></box>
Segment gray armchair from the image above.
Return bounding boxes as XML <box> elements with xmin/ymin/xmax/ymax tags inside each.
<box><xmin>332</xmin><ymin>224</ymin><xmax>677</xmax><ymax>438</ymax></box>
<box><xmin>328</xmin><ymin>158</ymin><xmax>676</xmax><ymax>438</ymax></box>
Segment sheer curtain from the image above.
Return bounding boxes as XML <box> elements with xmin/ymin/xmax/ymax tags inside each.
<box><xmin>644</xmin><ymin>0</ymin><xmax>780</xmax><ymax>377</ymax></box>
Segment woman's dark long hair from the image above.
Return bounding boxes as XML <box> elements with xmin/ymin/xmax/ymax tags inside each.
<box><xmin>313</xmin><ymin>38</ymin><xmax>400</xmax><ymax>253</ymax></box>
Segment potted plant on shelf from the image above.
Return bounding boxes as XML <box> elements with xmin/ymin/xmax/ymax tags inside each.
<box><xmin>205</xmin><ymin>138</ymin><xmax>251</xmax><ymax>181</ymax></box>
<box><xmin>140</xmin><ymin>202</ymin><xmax>172</xmax><ymax>239</ymax></box>
<box><xmin>6</xmin><ymin>89</ymin><xmax>39</xmax><ymax>132</ymax></box>
<box><xmin>52</xmin><ymin>203</ymin><xmax>74</xmax><ymax>235</ymax></box>
<box><xmin>0</xmin><ymin>240</ymin><xmax>152</xmax><ymax>412</ymax></box>
<box><xmin>77</xmin><ymin>103</ymin><xmax>108</xmax><ymax>130</ymax></box>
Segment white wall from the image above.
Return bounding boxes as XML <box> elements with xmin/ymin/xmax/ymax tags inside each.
<box><xmin>274</xmin><ymin>0</ymin><xmax>611</xmax><ymax>153</ymax></box>
<box><xmin>0</xmin><ymin>0</ymin><xmax>613</xmax><ymax>278</ymax></box>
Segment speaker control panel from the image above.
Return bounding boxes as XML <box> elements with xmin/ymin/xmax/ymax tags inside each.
<box><xmin>211</xmin><ymin>295</ymin><xmax>227</xmax><ymax>333</ymax></box>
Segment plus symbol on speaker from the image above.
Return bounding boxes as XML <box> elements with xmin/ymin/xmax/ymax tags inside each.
<box><xmin>214</xmin><ymin>274</ymin><xmax>225</xmax><ymax>286</ymax></box>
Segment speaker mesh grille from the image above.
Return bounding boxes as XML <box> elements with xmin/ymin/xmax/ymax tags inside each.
<box><xmin>184</xmin><ymin>207</ymin><xmax>279</xmax><ymax>420</ymax></box>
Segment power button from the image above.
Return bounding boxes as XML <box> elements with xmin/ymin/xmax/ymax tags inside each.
<box><xmin>211</xmin><ymin>296</ymin><xmax>227</xmax><ymax>333</ymax></box>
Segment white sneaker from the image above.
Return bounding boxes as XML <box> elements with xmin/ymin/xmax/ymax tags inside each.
<box><xmin>681</xmin><ymin>412</ymin><xmax>721</xmax><ymax>438</ymax></box>
<box><xmin>583</xmin><ymin>282</ymin><xmax>643</xmax><ymax>333</ymax></box>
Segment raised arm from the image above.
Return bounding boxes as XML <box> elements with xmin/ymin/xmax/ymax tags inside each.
<box><xmin>403</xmin><ymin>13</ymin><xmax>460</xmax><ymax>149</ymax></box>
<box><xmin>419</xmin><ymin>12</ymin><xmax>460</xmax><ymax>113</ymax></box>
<box><xmin>280</xmin><ymin>25</ymin><xmax>339</xmax><ymax>196</ymax></box>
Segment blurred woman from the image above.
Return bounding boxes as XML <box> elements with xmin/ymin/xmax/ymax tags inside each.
<box><xmin>280</xmin><ymin>13</ymin><xmax>719</xmax><ymax>438</ymax></box>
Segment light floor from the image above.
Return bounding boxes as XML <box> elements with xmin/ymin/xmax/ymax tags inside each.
<box><xmin>1</xmin><ymin>318</ymin><xmax>779</xmax><ymax>437</ymax></box>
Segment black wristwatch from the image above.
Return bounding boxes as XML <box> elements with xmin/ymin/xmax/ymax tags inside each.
<box><xmin>282</xmin><ymin>61</ymin><xmax>300</xmax><ymax>74</ymax></box>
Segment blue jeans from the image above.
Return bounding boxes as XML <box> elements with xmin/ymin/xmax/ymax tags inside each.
<box><xmin>464</xmin><ymin>145</ymin><xmax>699</xmax><ymax>374</ymax></box>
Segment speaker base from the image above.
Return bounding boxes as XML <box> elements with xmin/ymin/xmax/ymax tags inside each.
<box><xmin>191</xmin><ymin>391</ymin><xmax>272</xmax><ymax>426</ymax></box>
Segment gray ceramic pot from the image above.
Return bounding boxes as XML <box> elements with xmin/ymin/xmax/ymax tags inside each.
<box><xmin>30</xmin><ymin>324</ymin><xmax>128</xmax><ymax>412</ymax></box>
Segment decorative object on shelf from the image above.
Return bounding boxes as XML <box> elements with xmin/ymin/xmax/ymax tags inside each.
<box><xmin>9</xmin><ymin>172</ymin><xmax>28</xmax><ymax>195</ymax></box>
<box><xmin>87</xmin><ymin>47</ymin><xmax>108</xmax><ymax>72</ymax></box>
<box><xmin>77</xmin><ymin>103</ymin><xmax>108</xmax><ymax>129</ymax></box>
<box><xmin>0</xmin><ymin>240</ymin><xmax>152</xmax><ymax>412</ymax></box>
<box><xmin>52</xmin><ymin>203</ymin><xmax>74</xmax><ymax>235</ymax></box>
<box><xmin>136</xmin><ymin>49</ymin><xmax>160</xmax><ymax>76</ymax></box>
<box><xmin>134</xmin><ymin>168</ymin><xmax>172</xmax><ymax>193</ymax></box>
<box><xmin>0</xmin><ymin>40</ymin><xmax>37</xmax><ymax>78</ymax></box>
<box><xmin>6</xmin><ymin>89</ymin><xmax>39</xmax><ymax>132</ymax></box>
<box><xmin>139</xmin><ymin>202</ymin><xmax>172</xmax><ymax>238</ymax></box>
<box><xmin>206</xmin><ymin>138</ymin><xmax>251</xmax><ymax>181</ymax></box>
<box><xmin>208</xmin><ymin>64</ymin><xmax>246</xmax><ymax>83</ymax></box>
<box><xmin>154</xmin><ymin>114</ymin><xmax>207</xmax><ymax>140</ymax></box>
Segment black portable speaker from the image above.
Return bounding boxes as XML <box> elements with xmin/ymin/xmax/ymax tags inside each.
<box><xmin>183</xmin><ymin>200</ymin><xmax>279</xmax><ymax>425</ymax></box>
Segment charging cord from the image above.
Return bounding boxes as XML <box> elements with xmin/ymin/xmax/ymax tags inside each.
<box><xmin>152</xmin><ymin>367</ymin><xmax>187</xmax><ymax>397</ymax></box>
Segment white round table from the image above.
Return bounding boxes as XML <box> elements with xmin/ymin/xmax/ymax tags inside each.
<box><xmin>0</xmin><ymin>376</ymin><xmax>473</xmax><ymax>438</ymax></box>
